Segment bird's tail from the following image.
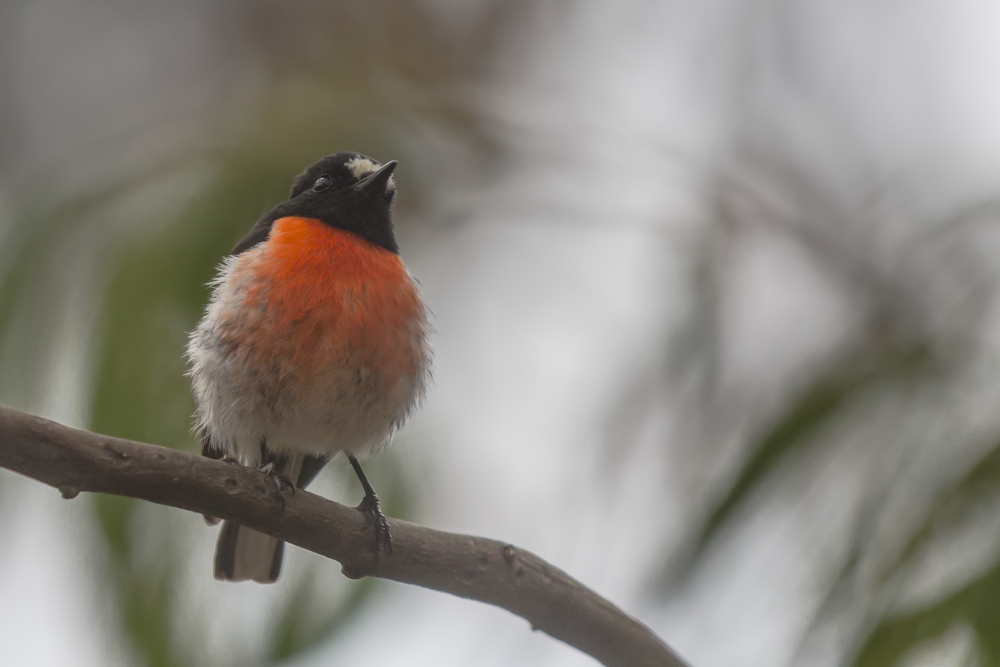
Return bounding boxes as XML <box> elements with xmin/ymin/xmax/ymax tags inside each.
<box><xmin>214</xmin><ymin>452</ymin><xmax>302</xmax><ymax>584</ymax></box>
<box><xmin>214</xmin><ymin>520</ymin><xmax>286</xmax><ymax>583</ymax></box>
<box><xmin>213</xmin><ymin>451</ymin><xmax>329</xmax><ymax>583</ymax></box>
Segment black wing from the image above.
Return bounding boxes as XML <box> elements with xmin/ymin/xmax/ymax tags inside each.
<box><xmin>231</xmin><ymin>212</ymin><xmax>279</xmax><ymax>255</ymax></box>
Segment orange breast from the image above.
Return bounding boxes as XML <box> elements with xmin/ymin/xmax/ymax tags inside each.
<box><xmin>220</xmin><ymin>216</ymin><xmax>426</xmax><ymax>395</ymax></box>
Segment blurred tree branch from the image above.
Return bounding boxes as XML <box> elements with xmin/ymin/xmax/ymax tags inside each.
<box><xmin>0</xmin><ymin>405</ymin><xmax>686</xmax><ymax>667</ymax></box>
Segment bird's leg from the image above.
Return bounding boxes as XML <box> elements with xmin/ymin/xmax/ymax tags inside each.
<box><xmin>258</xmin><ymin>461</ymin><xmax>296</xmax><ymax>511</ymax></box>
<box><xmin>348</xmin><ymin>455</ymin><xmax>392</xmax><ymax>558</ymax></box>
<box><xmin>258</xmin><ymin>443</ymin><xmax>295</xmax><ymax>510</ymax></box>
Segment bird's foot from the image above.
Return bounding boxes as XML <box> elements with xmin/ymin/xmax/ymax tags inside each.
<box><xmin>259</xmin><ymin>461</ymin><xmax>295</xmax><ymax>510</ymax></box>
<box><xmin>356</xmin><ymin>492</ymin><xmax>393</xmax><ymax>559</ymax></box>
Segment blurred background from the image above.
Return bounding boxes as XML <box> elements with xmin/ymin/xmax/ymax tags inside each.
<box><xmin>2</xmin><ymin>1</ymin><xmax>1000</xmax><ymax>666</ymax></box>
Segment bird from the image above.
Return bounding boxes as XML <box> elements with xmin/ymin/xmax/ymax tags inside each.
<box><xmin>187</xmin><ymin>152</ymin><xmax>431</xmax><ymax>583</ymax></box>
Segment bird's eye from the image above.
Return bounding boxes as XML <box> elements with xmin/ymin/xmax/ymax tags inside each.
<box><xmin>312</xmin><ymin>175</ymin><xmax>332</xmax><ymax>192</ymax></box>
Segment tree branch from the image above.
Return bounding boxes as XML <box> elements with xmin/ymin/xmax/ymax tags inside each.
<box><xmin>0</xmin><ymin>405</ymin><xmax>688</xmax><ymax>667</ymax></box>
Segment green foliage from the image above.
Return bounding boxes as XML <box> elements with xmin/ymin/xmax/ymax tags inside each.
<box><xmin>852</xmin><ymin>556</ymin><xmax>1000</xmax><ymax>666</ymax></box>
<box><xmin>269</xmin><ymin>575</ymin><xmax>375</xmax><ymax>660</ymax></box>
<box><xmin>838</xmin><ymin>437</ymin><xmax>1000</xmax><ymax>667</ymax></box>
<box><xmin>680</xmin><ymin>338</ymin><xmax>935</xmax><ymax>570</ymax></box>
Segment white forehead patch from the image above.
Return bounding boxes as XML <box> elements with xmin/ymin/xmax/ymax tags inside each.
<box><xmin>346</xmin><ymin>156</ymin><xmax>396</xmax><ymax>193</ymax></box>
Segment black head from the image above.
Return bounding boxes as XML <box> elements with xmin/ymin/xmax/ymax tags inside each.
<box><xmin>232</xmin><ymin>152</ymin><xmax>400</xmax><ymax>256</ymax></box>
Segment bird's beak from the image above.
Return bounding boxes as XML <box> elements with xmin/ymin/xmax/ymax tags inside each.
<box><xmin>354</xmin><ymin>160</ymin><xmax>398</xmax><ymax>197</ymax></box>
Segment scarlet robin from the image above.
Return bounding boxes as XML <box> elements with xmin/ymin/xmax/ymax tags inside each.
<box><xmin>187</xmin><ymin>153</ymin><xmax>431</xmax><ymax>583</ymax></box>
